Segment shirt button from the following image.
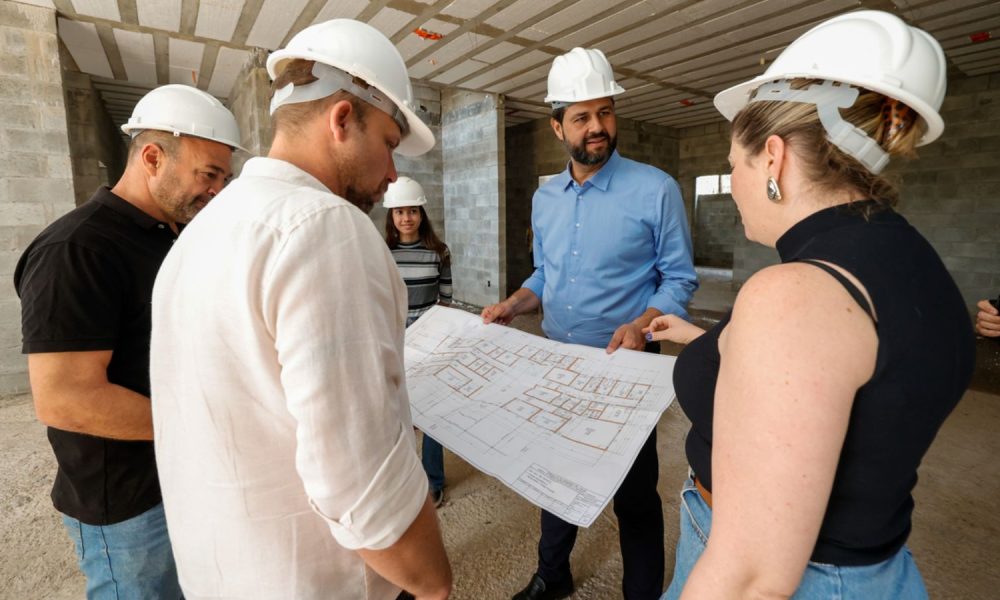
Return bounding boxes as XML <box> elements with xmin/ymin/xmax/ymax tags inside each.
<box><xmin>576</xmin><ymin>223</ymin><xmax>580</xmax><ymax>228</ymax></box>
<box><xmin>567</xmin><ymin>333</ymin><xmax>573</xmax><ymax>338</ymax></box>
<box><xmin>157</xmin><ymin>224</ymin><xmax>165</xmax><ymax>229</ymax></box>
<box><xmin>570</xmin><ymin>278</ymin><xmax>575</xmax><ymax>283</ymax></box>
<box><xmin>572</xmin><ymin>251</ymin><xmax>578</xmax><ymax>256</ymax></box>
<box><xmin>567</xmin><ymin>305</ymin><xmax>573</xmax><ymax>310</ymax></box>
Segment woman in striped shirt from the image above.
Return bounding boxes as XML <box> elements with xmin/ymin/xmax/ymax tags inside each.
<box><xmin>384</xmin><ymin>176</ymin><xmax>452</xmax><ymax>506</ymax></box>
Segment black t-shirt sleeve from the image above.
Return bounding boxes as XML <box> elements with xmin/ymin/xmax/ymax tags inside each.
<box><xmin>17</xmin><ymin>242</ymin><xmax>123</xmax><ymax>353</ymax></box>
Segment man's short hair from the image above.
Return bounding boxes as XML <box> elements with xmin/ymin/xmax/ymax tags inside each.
<box><xmin>270</xmin><ymin>58</ymin><xmax>369</xmax><ymax>136</ymax></box>
<box><xmin>127</xmin><ymin>130</ymin><xmax>181</xmax><ymax>164</ymax></box>
<box><xmin>550</xmin><ymin>97</ymin><xmax>616</xmax><ymax>124</ymax></box>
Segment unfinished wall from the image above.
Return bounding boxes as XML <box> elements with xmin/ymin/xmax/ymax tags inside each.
<box><xmin>897</xmin><ymin>72</ymin><xmax>1000</xmax><ymax>309</ymax></box>
<box><xmin>62</xmin><ymin>70</ymin><xmax>126</xmax><ymax>206</ymax></box>
<box><xmin>504</xmin><ymin>116</ymin><xmax>681</xmax><ymax>294</ymax></box>
<box><xmin>0</xmin><ymin>2</ymin><xmax>74</xmax><ymax>394</ymax></box>
<box><xmin>442</xmin><ymin>89</ymin><xmax>505</xmax><ymax>307</ymax></box>
<box><xmin>694</xmin><ymin>192</ymin><xmax>741</xmax><ymax>268</ymax></box>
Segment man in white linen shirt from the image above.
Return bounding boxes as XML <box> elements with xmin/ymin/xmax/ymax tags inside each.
<box><xmin>149</xmin><ymin>19</ymin><xmax>451</xmax><ymax>600</ymax></box>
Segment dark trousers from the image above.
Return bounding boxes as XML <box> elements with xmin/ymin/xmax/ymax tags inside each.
<box><xmin>536</xmin><ymin>429</ymin><xmax>664</xmax><ymax>599</ymax></box>
<box><xmin>535</xmin><ymin>344</ymin><xmax>665</xmax><ymax>600</ymax></box>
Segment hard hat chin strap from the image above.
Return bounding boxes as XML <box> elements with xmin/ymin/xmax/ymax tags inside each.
<box><xmin>270</xmin><ymin>62</ymin><xmax>408</xmax><ymax>135</ymax></box>
<box><xmin>750</xmin><ymin>80</ymin><xmax>890</xmax><ymax>174</ymax></box>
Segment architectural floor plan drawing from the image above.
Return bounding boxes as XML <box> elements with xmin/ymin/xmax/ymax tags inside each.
<box><xmin>404</xmin><ymin>306</ymin><xmax>677</xmax><ymax>526</ymax></box>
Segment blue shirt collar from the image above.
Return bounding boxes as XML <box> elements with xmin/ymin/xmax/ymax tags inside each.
<box><xmin>557</xmin><ymin>150</ymin><xmax>621</xmax><ymax>192</ymax></box>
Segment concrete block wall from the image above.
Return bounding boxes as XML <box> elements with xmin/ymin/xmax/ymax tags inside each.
<box><xmin>676</xmin><ymin>121</ymin><xmax>734</xmax><ymax>266</ymax></box>
<box><xmin>62</xmin><ymin>69</ymin><xmax>126</xmax><ymax>207</ymax></box>
<box><xmin>0</xmin><ymin>2</ymin><xmax>74</xmax><ymax>394</ymax></box>
<box><xmin>694</xmin><ymin>192</ymin><xmax>741</xmax><ymax>268</ymax></box>
<box><xmin>895</xmin><ymin>72</ymin><xmax>1000</xmax><ymax>310</ymax></box>
<box><xmin>504</xmin><ymin>118</ymin><xmax>562</xmax><ymax>294</ymax></box>
<box><xmin>442</xmin><ymin>89</ymin><xmax>505</xmax><ymax>307</ymax></box>
<box><xmin>504</xmin><ymin>115</ymin><xmax>681</xmax><ymax>294</ymax></box>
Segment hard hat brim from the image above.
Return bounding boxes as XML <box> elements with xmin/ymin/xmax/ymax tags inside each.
<box><xmin>543</xmin><ymin>83</ymin><xmax>626</xmax><ymax>106</ymax></box>
<box><xmin>120</xmin><ymin>122</ymin><xmax>249</xmax><ymax>153</ymax></box>
<box><xmin>268</xmin><ymin>50</ymin><xmax>435</xmax><ymax>157</ymax></box>
<box><xmin>714</xmin><ymin>72</ymin><xmax>944</xmax><ymax>147</ymax></box>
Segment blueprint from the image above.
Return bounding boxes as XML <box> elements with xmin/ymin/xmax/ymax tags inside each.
<box><xmin>404</xmin><ymin>306</ymin><xmax>677</xmax><ymax>526</ymax></box>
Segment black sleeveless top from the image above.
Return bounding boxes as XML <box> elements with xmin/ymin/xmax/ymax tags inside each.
<box><xmin>675</xmin><ymin>201</ymin><xmax>975</xmax><ymax>566</ymax></box>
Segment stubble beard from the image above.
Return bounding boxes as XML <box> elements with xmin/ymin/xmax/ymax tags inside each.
<box><xmin>154</xmin><ymin>169</ymin><xmax>203</xmax><ymax>224</ymax></box>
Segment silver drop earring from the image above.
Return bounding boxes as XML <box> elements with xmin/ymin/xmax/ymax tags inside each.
<box><xmin>766</xmin><ymin>176</ymin><xmax>782</xmax><ymax>202</ymax></box>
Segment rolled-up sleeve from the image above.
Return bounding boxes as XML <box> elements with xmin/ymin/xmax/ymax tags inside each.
<box><xmin>647</xmin><ymin>178</ymin><xmax>698</xmax><ymax>319</ymax></box>
<box><xmin>265</xmin><ymin>206</ymin><xmax>428</xmax><ymax>551</ymax></box>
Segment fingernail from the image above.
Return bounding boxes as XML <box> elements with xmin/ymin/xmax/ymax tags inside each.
<box><xmin>644</xmin><ymin>332</ymin><xmax>653</xmax><ymax>341</ymax></box>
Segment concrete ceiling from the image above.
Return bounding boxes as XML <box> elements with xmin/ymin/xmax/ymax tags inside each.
<box><xmin>22</xmin><ymin>0</ymin><xmax>1000</xmax><ymax>130</ymax></box>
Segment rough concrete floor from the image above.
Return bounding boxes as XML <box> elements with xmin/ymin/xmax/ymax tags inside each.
<box><xmin>3</xmin><ymin>274</ymin><xmax>999</xmax><ymax>599</ymax></box>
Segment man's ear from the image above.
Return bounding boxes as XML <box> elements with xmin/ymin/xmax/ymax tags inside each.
<box><xmin>139</xmin><ymin>143</ymin><xmax>164</xmax><ymax>177</ymax></box>
<box><xmin>550</xmin><ymin>117</ymin><xmax>564</xmax><ymax>142</ymax></box>
<box><xmin>329</xmin><ymin>100</ymin><xmax>355</xmax><ymax>143</ymax></box>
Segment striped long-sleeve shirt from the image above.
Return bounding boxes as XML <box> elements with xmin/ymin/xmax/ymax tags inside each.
<box><xmin>391</xmin><ymin>241</ymin><xmax>452</xmax><ymax>326</ymax></box>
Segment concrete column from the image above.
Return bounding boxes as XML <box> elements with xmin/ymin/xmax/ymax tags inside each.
<box><xmin>228</xmin><ymin>48</ymin><xmax>272</xmax><ymax>172</ymax></box>
<box><xmin>62</xmin><ymin>70</ymin><xmax>127</xmax><ymax>207</ymax></box>
<box><xmin>442</xmin><ymin>89</ymin><xmax>506</xmax><ymax>307</ymax></box>
<box><xmin>0</xmin><ymin>2</ymin><xmax>75</xmax><ymax>394</ymax></box>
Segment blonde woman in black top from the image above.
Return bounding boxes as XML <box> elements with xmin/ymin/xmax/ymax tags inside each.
<box><xmin>645</xmin><ymin>11</ymin><xmax>974</xmax><ymax>600</ymax></box>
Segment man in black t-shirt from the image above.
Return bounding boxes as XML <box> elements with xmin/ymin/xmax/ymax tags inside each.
<box><xmin>14</xmin><ymin>85</ymin><xmax>242</xmax><ymax>599</ymax></box>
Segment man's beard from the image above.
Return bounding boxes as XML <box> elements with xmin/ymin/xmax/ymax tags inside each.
<box><xmin>566</xmin><ymin>132</ymin><xmax>617</xmax><ymax>166</ymax></box>
<box><xmin>343</xmin><ymin>185</ymin><xmax>382</xmax><ymax>214</ymax></box>
<box><xmin>154</xmin><ymin>169</ymin><xmax>203</xmax><ymax>224</ymax></box>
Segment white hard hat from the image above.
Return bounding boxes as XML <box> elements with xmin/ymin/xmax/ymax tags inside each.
<box><xmin>544</xmin><ymin>47</ymin><xmax>625</xmax><ymax>107</ymax></box>
<box><xmin>715</xmin><ymin>10</ymin><xmax>946</xmax><ymax>147</ymax></box>
<box><xmin>267</xmin><ymin>19</ymin><xmax>435</xmax><ymax>157</ymax></box>
<box><xmin>383</xmin><ymin>176</ymin><xmax>427</xmax><ymax>209</ymax></box>
<box><xmin>121</xmin><ymin>84</ymin><xmax>245</xmax><ymax>151</ymax></box>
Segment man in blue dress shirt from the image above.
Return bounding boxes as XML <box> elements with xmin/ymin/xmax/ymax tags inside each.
<box><xmin>482</xmin><ymin>47</ymin><xmax>698</xmax><ymax>600</ymax></box>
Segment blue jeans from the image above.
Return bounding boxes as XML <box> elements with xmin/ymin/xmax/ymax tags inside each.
<box><xmin>662</xmin><ymin>477</ymin><xmax>929</xmax><ymax>600</ymax></box>
<box><xmin>421</xmin><ymin>433</ymin><xmax>445</xmax><ymax>492</ymax></box>
<box><xmin>62</xmin><ymin>503</ymin><xmax>182</xmax><ymax>600</ymax></box>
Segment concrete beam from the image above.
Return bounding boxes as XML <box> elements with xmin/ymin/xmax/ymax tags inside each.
<box><xmin>279</xmin><ymin>0</ymin><xmax>326</xmax><ymax>47</ymax></box>
<box><xmin>390</xmin><ymin>0</ymin><xmax>452</xmax><ymax>44</ymax></box>
<box><xmin>420</xmin><ymin>0</ymin><xmax>577</xmax><ymax>81</ymax></box>
<box><xmin>406</xmin><ymin>0</ymin><xmax>519</xmax><ymax>67</ymax></box>
<box><xmin>230</xmin><ymin>0</ymin><xmax>266</xmax><ymax>46</ymax></box>
<box><xmin>180</xmin><ymin>0</ymin><xmax>199</xmax><ymax>35</ymax></box>
<box><xmin>356</xmin><ymin>0</ymin><xmax>393</xmax><ymax>24</ymax></box>
<box><xmin>116</xmin><ymin>0</ymin><xmax>138</xmax><ymax>25</ymax></box>
<box><xmin>196</xmin><ymin>44</ymin><xmax>219</xmax><ymax>91</ymax></box>
<box><xmin>153</xmin><ymin>31</ymin><xmax>169</xmax><ymax>85</ymax></box>
<box><xmin>95</xmin><ymin>23</ymin><xmax>127</xmax><ymax>80</ymax></box>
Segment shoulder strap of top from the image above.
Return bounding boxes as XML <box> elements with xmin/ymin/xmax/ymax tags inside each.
<box><xmin>796</xmin><ymin>259</ymin><xmax>876</xmax><ymax>324</ymax></box>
